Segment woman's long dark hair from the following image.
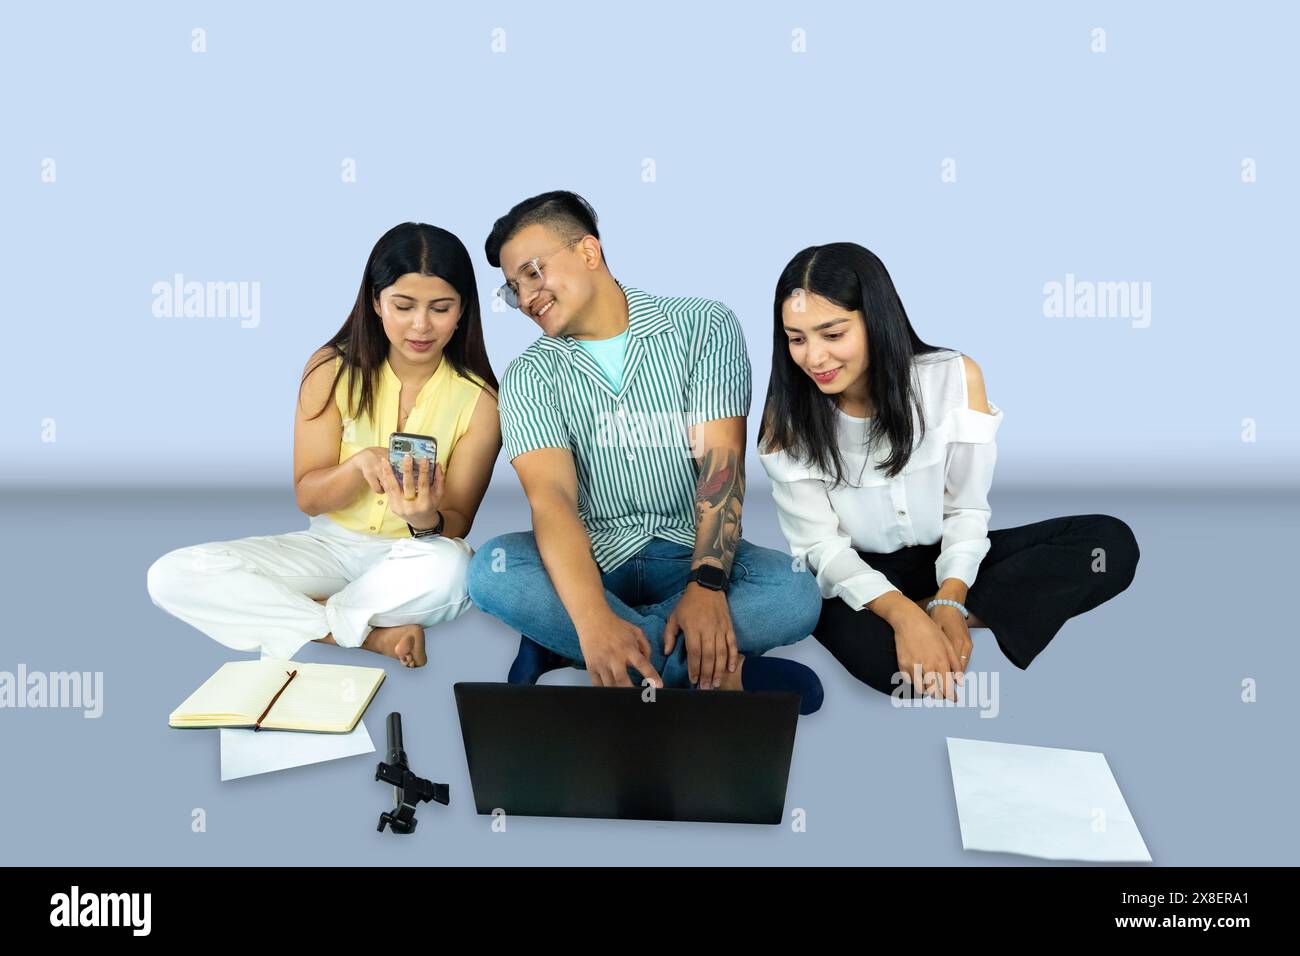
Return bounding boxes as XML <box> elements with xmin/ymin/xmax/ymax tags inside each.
<box><xmin>303</xmin><ymin>222</ymin><xmax>498</xmax><ymax>422</ymax></box>
<box><xmin>759</xmin><ymin>242</ymin><xmax>946</xmax><ymax>485</ymax></box>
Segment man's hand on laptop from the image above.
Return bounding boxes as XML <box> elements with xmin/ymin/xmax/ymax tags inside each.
<box><xmin>577</xmin><ymin>611</ymin><xmax>663</xmax><ymax>689</ymax></box>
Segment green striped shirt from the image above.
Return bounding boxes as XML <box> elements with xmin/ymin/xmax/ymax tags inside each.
<box><xmin>498</xmin><ymin>281</ymin><xmax>752</xmax><ymax>572</ymax></box>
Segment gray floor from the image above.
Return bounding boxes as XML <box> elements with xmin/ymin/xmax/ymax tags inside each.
<box><xmin>1</xmin><ymin>484</ymin><xmax>1293</xmax><ymax>866</ymax></box>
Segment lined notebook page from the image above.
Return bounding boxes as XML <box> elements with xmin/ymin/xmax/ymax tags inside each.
<box><xmin>170</xmin><ymin>660</ymin><xmax>384</xmax><ymax>731</ymax></box>
<box><xmin>263</xmin><ymin>662</ymin><xmax>384</xmax><ymax>731</ymax></box>
<box><xmin>170</xmin><ymin>662</ymin><xmax>289</xmax><ymax>721</ymax></box>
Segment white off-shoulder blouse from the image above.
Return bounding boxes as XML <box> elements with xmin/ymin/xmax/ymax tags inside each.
<box><xmin>758</xmin><ymin>349</ymin><xmax>1004</xmax><ymax>612</ymax></box>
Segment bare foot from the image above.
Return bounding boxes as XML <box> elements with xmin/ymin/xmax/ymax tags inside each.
<box><xmin>309</xmin><ymin>599</ymin><xmax>428</xmax><ymax>667</ymax></box>
<box><xmin>361</xmin><ymin>624</ymin><xmax>427</xmax><ymax>668</ymax></box>
<box><xmin>718</xmin><ymin>657</ymin><xmax>745</xmax><ymax>691</ymax></box>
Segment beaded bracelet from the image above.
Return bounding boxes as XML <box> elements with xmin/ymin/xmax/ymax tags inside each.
<box><xmin>926</xmin><ymin>598</ymin><xmax>970</xmax><ymax>619</ymax></box>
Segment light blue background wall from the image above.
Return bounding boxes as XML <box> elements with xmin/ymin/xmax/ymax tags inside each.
<box><xmin>3</xmin><ymin>1</ymin><xmax>1295</xmax><ymax>490</ymax></box>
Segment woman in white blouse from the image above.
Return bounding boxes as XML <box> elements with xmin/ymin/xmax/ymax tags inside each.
<box><xmin>758</xmin><ymin>242</ymin><xmax>1139</xmax><ymax>701</ymax></box>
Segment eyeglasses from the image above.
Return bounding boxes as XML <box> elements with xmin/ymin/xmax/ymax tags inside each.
<box><xmin>496</xmin><ymin>236</ymin><xmax>584</xmax><ymax>310</ymax></box>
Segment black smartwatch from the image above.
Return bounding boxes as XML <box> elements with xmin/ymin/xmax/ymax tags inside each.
<box><xmin>687</xmin><ymin>563</ymin><xmax>729</xmax><ymax>592</ymax></box>
<box><xmin>408</xmin><ymin>510</ymin><xmax>444</xmax><ymax>539</ymax></box>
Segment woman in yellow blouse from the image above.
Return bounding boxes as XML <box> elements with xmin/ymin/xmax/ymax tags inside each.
<box><xmin>147</xmin><ymin>223</ymin><xmax>501</xmax><ymax>667</ymax></box>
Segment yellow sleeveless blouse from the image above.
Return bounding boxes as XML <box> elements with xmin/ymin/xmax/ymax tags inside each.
<box><xmin>326</xmin><ymin>353</ymin><xmax>487</xmax><ymax>537</ymax></box>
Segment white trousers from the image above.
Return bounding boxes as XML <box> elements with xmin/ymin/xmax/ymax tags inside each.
<box><xmin>146</xmin><ymin>513</ymin><xmax>474</xmax><ymax>660</ymax></box>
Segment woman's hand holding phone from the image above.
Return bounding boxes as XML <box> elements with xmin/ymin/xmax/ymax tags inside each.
<box><xmin>377</xmin><ymin>451</ymin><xmax>445</xmax><ymax>528</ymax></box>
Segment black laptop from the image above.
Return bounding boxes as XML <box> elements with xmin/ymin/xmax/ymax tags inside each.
<box><xmin>453</xmin><ymin>682</ymin><xmax>800</xmax><ymax>825</ymax></box>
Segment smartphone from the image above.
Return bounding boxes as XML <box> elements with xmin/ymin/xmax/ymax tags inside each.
<box><xmin>388</xmin><ymin>432</ymin><xmax>438</xmax><ymax>491</ymax></box>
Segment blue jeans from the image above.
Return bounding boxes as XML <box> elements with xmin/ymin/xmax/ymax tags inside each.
<box><xmin>467</xmin><ymin>533</ymin><xmax>822</xmax><ymax>688</ymax></box>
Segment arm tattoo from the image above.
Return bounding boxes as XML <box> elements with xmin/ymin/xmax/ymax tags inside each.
<box><xmin>693</xmin><ymin>446</ymin><xmax>745</xmax><ymax>576</ymax></box>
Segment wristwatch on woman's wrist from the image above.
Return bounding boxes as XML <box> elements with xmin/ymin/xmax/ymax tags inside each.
<box><xmin>408</xmin><ymin>510</ymin><xmax>444</xmax><ymax>538</ymax></box>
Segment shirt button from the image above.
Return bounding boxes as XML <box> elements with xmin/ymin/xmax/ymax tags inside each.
<box><xmin>897</xmin><ymin>509</ymin><xmax>907</xmax><ymax>516</ymax></box>
<box><xmin>369</xmin><ymin>525</ymin><xmax>377</xmax><ymax>531</ymax></box>
<box><xmin>377</xmin><ymin>498</ymin><xmax>385</xmax><ymax>506</ymax></box>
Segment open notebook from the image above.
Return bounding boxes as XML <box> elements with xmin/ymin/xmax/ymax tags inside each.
<box><xmin>169</xmin><ymin>660</ymin><xmax>385</xmax><ymax>733</ymax></box>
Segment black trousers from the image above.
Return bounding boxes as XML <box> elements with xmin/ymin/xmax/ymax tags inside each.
<box><xmin>813</xmin><ymin>514</ymin><xmax>1140</xmax><ymax>696</ymax></box>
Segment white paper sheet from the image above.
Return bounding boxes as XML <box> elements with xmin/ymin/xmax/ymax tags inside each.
<box><xmin>946</xmin><ymin>737</ymin><xmax>1151</xmax><ymax>862</ymax></box>
<box><xmin>220</xmin><ymin>719</ymin><xmax>375</xmax><ymax>781</ymax></box>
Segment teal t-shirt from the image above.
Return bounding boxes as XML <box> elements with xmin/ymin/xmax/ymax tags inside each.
<box><xmin>574</xmin><ymin>328</ymin><xmax>630</xmax><ymax>392</ymax></box>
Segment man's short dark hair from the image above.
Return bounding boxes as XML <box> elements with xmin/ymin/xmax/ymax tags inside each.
<box><xmin>484</xmin><ymin>190</ymin><xmax>603</xmax><ymax>268</ymax></box>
